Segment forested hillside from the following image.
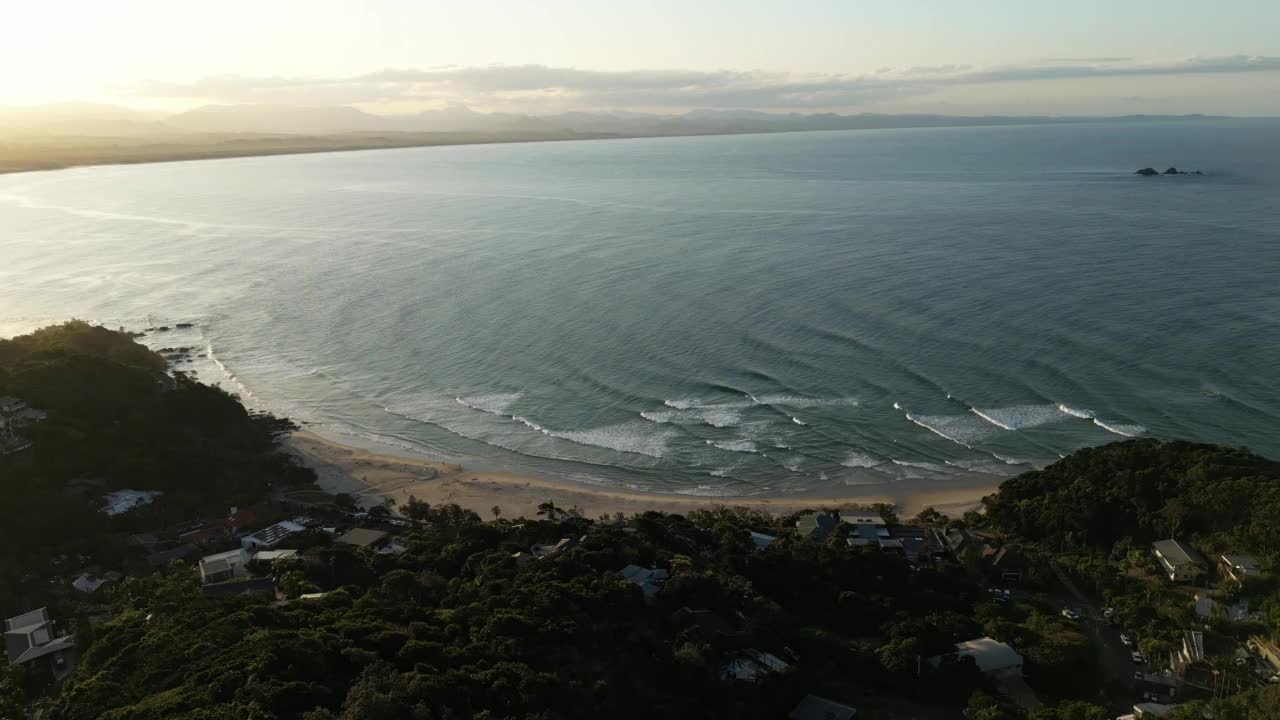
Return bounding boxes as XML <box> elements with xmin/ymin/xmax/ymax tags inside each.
<box><xmin>0</xmin><ymin>321</ymin><xmax>311</xmax><ymax>610</ymax></box>
<box><xmin>983</xmin><ymin>439</ymin><xmax>1280</xmax><ymax>552</ymax></box>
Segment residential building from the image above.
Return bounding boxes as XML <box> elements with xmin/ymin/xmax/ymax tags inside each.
<box><xmin>252</xmin><ymin>549</ymin><xmax>299</xmax><ymax>563</ymax></box>
<box><xmin>845</xmin><ymin>513</ymin><xmax>888</xmax><ymax>547</ymax></box>
<box><xmin>989</xmin><ymin>546</ymin><xmax>1032</xmax><ymax>583</ymax></box>
<box><xmin>890</xmin><ymin>525</ymin><xmax>946</xmax><ymax>562</ymax></box>
<box><xmin>530</xmin><ymin>537</ymin><xmax>576</xmax><ymax>558</ymax></box>
<box><xmin>240</xmin><ymin>520</ymin><xmax>306</xmax><ymax>551</ymax></box>
<box><xmin>4</xmin><ymin>608</ymin><xmax>74</xmax><ymax>666</ymax></box>
<box><xmin>1249</xmin><ymin>635</ymin><xmax>1280</xmax><ymax>673</ymax></box>
<box><xmin>199</xmin><ymin>548</ymin><xmax>251</xmax><ymax>585</ymax></box>
<box><xmin>71</xmin><ymin>571</ymin><xmax>121</xmax><ymax>594</ymax></box>
<box><xmin>1132</xmin><ymin>703</ymin><xmax>1178</xmax><ymax>719</ymax></box>
<box><xmin>930</xmin><ymin>637</ymin><xmax>1024</xmax><ymax>676</ymax></box>
<box><xmin>748</xmin><ymin>531</ymin><xmax>777</xmax><ymax>551</ymax></box>
<box><xmin>335</xmin><ymin>528</ymin><xmax>389</xmax><ymax>549</ymax></box>
<box><xmin>672</xmin><ymin>607</ymin><xmax>741</xmax><ymax>643</ymax></box>
<box><xmin>1219</xmin><ymin>554</ymin><xmax>1265</xmax><ymax>583</ymax></box>
<box><xmin>796</xmin><ymin>511</ymin><xmax>837</xmax><ymax>541</ymax></box>
<box><xmin>146</xmin><ymin>543</ymin><xmax>198</xmax><ymax>568</ymax></box>
<box><xmin>789</xmin><ymin>695</ymin><xmax>857</xmax><ymax>720</ymax></box>
<box><xmin>722</xmin><ymin>648</ymin><xmax>790</xmax><ymax>683</ymax></box>
<box><xmin>101</xmin><ymin>489</ymin><xmax>162</xmax><ymax>516</ymax></box>
<box><xmin>620</xmin><ymin>565</ymin><xmax>670</xmax><ymax>596</ymax></box>
<box><xmin>202</xmin><ymin>577</ymin><xmax>277</xmax><ymax>598</ymax></box>
<box><xmin>1152</xmin><ymin>540</ymin><xmax>1206</xmax><ymax>582</ymax></box>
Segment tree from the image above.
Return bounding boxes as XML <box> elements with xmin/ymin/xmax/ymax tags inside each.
<box><xmin>491</xmin><ymin>505</ymin><xmax>502</xmax><ymax>519</ymax></box>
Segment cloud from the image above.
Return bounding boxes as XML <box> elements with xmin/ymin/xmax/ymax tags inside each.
<box><xmin>127</xmin><ymin>56</ymin><xmax>1280</xmax><ymax>111</ymax></box>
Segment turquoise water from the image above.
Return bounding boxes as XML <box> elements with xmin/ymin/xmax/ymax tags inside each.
<box><xmin>2</xmin><ymin>120</ymin><xmax>1279</xmax><ymax>496</ymax></box>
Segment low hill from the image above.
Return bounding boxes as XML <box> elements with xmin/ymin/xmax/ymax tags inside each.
<box><xmin>982</xmin><ymin>438</ymin><xmax>1280</xmax><ymax>553</ymax></box>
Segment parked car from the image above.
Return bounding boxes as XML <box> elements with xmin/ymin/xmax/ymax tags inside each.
<box><xmin>1132</xmin><ymin>652</ymin><xmax>1145</xmax><ymax>664</ymax></box>
<box><xmin>1120</xmin><ymin>633</ymin><xmax>1133</xmax><ymax>646</ymax></box>
<box><xmin>1061</xmin><ymin>608</ymin><xmax>1081</xmax><ymax>621</ymax></box>
<box><xmin>1103</xmin><ymin>607</ymin><xmax>1115</xmax><ymax>619</ymax></box>
<box><xmin>1134</xmin><ymin>671</ymin><xmax>1144</xmax><ymax>681</ymax></box>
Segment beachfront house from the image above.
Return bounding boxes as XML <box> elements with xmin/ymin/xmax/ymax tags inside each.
<box><xmin>4</xmin><ymin>608</ymin><xmax>75</xmax><ymax>667</ymax></box>
<box><xmin>796</xmin><ymin>511</ymin><xmax>837</xmax><ymax>541</ymax></box>
<box><xmin>789</xmin><ymin>695</ymin><xmax>857</xmax><ymax>720</ymax></box>
<box><xmin>1152</xmin><ymin>540</ymin><xmax>1207</xmax><ymax>582</ymax></box>
<box><xmin>1219</xmin><ymin>553</ymin><xmax>1265</xmax><ymax>583</ymax></box>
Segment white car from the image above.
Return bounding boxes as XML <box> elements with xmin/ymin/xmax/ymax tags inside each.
<box><xmin>1061</xmin><ymin>608</ymin><xmax>1081</xmax><ymax>621</ymax></box>
<box><xmin>1120</xmin><ymin>633</ymin><xmax>1133</xmax><ymax>646</ymax></box>
<box><xmin>1131</xmin><ymin>652</ymin><xmax>1145</xmax><ymax>664</ymax></box>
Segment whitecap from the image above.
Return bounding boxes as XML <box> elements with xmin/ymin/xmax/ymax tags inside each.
<box><xmin>551</xmin><ymin>422</ymin><xmax>678</xmax><ymax>457</ymax></box>
<box><xmin>971</xmin><ymin>404</ymin><xmax>1071</xmax><ymax>431</ymax></box>
<box><xmin>752</xmin><ymin>394</ymin><xmax>859</xmax><ymax>408</ymax></box>
<box><xmin>1056</xmin><ymin>403</ymin><xmax>1095</xmax><ymax>419</ymax></box>
<box><xmin>902</xmin><ymin>410</ymin><xmax>996</xmax><ymax>447</ymax></box>
<box><xmin>841</xmin><ymin>452</ymin><xmax>882</xmax><ymax>468</ymax></box>
<box><xmin>790</xmin><ymin>416</ymin><xmax>807</xmax><ymax>426</ymax></box>
<box><xmin>1093</xmin><ymin>419</ymin><xmax>1146</xmax><ymax>437</ymax></box>
<box><xmin>707</xmin><ymin>438</ymin><xmax>759</xmax><ymax>454</ymax></box>
<box><xmin>456</xmin><ymin>392</ymin><xmax>523</xmax><ymax>415</ymax></box>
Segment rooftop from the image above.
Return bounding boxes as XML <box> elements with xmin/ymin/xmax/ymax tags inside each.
<box><xmin>1221</xmin><ymin>553</ymin><xmax>1263</xmax><ymax>575</ymax></box>
<box><xmin>243</xmin><ymin>520</ymin><xmax>306</xmax><ymax>548</ymax></box>
<box><xmin>1152</xmin><ymin>539</ymin><xmax>1206</xmax><ymax>567</ymax></box>
<box><xmin>101</xmin><ymin>489</ymin><xmax>162</xmax><ymax>516</ymax></box>
<box><xmin>335</xmin><ymin>527</ymin><xmax>389</xmax><ymax>548</ymax></box>
<box><xmin>4</xmin><ymin>608</ymin><xmax>75</xmax><ymax>665</ymax></box>
<box><xmin>946</xmin><ymin>637</ymin><xmax>1023</xmax><ymax>674</ymax></box>
<box><xmin>789</xmin><ymin>694</ymin><xmax>857</xmax><ymax>720</ymax></box>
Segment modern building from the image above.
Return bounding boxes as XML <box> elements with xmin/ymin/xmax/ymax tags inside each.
<box><xmin>1152</xmin><ymin>540</ymin><xmax>1206</xmax><ymax>582</ymax></box>
<box><xmin>199</xmin><ymin>548</ymin><xmax>251</xmax><ymax>584</ymax></box>
<box><xmin>845</xmin><ymin>513</ymin><xmax>889</xmax><ymax>547</ymax></box>
<box><xmin>789</xmin><ymin>695</ymin><xmax>857</xmax><ymax>720</ymax></box>
<box><xmin>3</xmin><ymin>608</ymin><xmax>74</xmax><ymax>666</ymax></box>
<box><xmin>71</xmin><ymin>571</ymin><xmax>121</xmax><ymax>594</ymax></box>
<box><xmin>1219</xmin><ymin>554</ymin><xmax>1265</xmax><ymax>583</ymax></box>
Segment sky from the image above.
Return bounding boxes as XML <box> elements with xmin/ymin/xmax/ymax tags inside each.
<box><xmin>4</xmin><ymin>0</ymin><xmax>1280</xmax><ymax>116</ymax></box>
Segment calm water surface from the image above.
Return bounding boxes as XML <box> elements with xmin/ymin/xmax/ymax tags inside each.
<box><xmin>2</xmin><ymin>120</ymin><xmax>1278</xmax><ymax>495</ymax></box>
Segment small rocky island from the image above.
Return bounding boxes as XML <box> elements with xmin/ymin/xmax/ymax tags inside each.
<box><xmin>1135</xmin><ymin>166</ymin><xmax>1203</xmax><ymax>176</ymax></box>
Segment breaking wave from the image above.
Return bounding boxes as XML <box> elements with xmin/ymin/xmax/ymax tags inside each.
<box><xmin>1093</xmin><ymin>419</ymin><xmax>1147</xmax><ymax>437</ymax></box>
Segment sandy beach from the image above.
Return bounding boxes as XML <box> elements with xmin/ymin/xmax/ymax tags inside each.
<box><xmin>282</xmin><ymin>430</ymin><xmax>1001</xmax><ymax>521</ymax></box>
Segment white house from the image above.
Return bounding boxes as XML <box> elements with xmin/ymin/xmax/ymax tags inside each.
<box><xmin>3</xmin><ymin>608</ymin><xmax>74</xmax><ymax>666</ymax></box>
<box><xmin>199</xmin><ymin>548</ymin><xmax>251</xmax><ymax>584</ymax></box>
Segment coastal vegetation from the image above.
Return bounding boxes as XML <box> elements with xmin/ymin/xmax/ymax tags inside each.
<box><xmin>0</xmin><ymin>321</ymin><xmax>312</xmax><ymax>611</ymax></box>
<box><xmin>4</xmin><ymin>324</ymin><xmax>1280</xmax><ymax>718</ymax></box>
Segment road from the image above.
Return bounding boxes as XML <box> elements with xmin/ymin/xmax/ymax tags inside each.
<box><xmin>1049</xmin><ymin>562</ymin><xmax>1140</xmax><ymax>696</ymax></box>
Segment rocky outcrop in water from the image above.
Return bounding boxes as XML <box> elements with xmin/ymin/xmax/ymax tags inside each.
<box><xmin>1135</xmin><ymin>167</ymin><xmax>1203</xmax><ymax>176</ymax></box>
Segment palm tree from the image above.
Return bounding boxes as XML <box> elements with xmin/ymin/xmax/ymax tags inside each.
<box><xmin>491</xmin><ymin>505</ymin><xmax>502</xmax><ymax>519</ymax></box>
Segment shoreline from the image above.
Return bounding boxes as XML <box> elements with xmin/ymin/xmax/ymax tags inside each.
<box><xmin>281</xmin><ymin>429</ymin><xmax>1001</xmax><ymax>521</ymax></box>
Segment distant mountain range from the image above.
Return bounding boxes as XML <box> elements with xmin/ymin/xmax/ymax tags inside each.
<box><xmin>0</xmin><ymin>102</ymin><xmax>1233</xmax><ymax>139</ymax></box>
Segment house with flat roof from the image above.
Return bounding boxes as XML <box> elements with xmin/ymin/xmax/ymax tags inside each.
<box><xmin>4</xmin><ymin>608</ymin><xmax>75</xmax><ymax>666</ymax></box>
<box><xmin>789</xmin><ymin>695</ymin><xmax>856</xmax><ymax>720</ymax></box>
<box><xmin>1219</xmin><ymin>553</ymin><xmax>1265</xmax><ymax>583</ymax></box>
<box><xmin>336</xmin><ymin>527</ymin><xmax>389</xmax><ymax>549</ymax></box>
<box><xmin>199</xmin><ymin>548</ymin><xmax>250</xmax><ymax>585</ymax></box>
<box><xmin>1152</xmin><ymin>540</ymin><xmax>1206</xmax><ymax>582</ymax></box>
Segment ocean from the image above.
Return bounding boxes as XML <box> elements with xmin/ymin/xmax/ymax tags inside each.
<box><xmin>2</xmin><ymin>119</ymin><xmax>1279</xmax><ymax>497</ymax></box>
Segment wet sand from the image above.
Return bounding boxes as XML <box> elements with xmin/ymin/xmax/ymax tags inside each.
<box><xmin>282</xmin><ymin>430</ymin><xmax>1000</xmax><ymax>520</ymax></box>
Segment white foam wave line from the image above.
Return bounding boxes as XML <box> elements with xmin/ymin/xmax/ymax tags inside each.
<box><xmin>902</xmin><ymin>411</ymin><xmax>975</xmax><ymax>449</ymax></box>
<box><xmin>455</xmin><ymin>393</ymin><xmax>523</xmax><ymax>416</ymax></box>
<box><xmin>1093</xmin><ymin>418</ymin><xmax>1146</xmax><ymax>437</ymax></box>
<box><xmin>969</xmin><ymin>408</ymin><xmax>1016</xmax><ymax>431</ymax></box>
<box><xmin>790</xmin><ymin>416</ymin><xmax>807</xmax><ymax>426</ymax></box>
<box><xmin>1057</xmin><ymin>403</ymin><xmax>1095</xmax><ymax>419</ymax></box>
<box><xmin>204</xmin><ymin>342</ymin><xmax>257</xmax><ymax>400</ymax></box>
<box><xmin>706</xmin><ymin>439</ymin><xmax>759</xmax><ymax>454</ymax></box>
